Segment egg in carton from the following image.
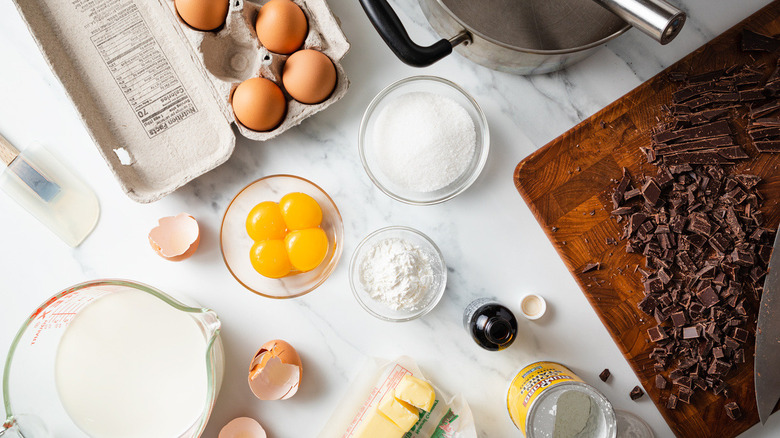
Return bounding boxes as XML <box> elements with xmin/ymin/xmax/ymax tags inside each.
<box><xmin>12</xmin><ymin>0</ymin><xmax>350</xmax><ymax>203</ymax></box>
<box><xmin>164</xmin><ymin>0</ymin><xmax>350</xmax><ymax>140</ymax></box>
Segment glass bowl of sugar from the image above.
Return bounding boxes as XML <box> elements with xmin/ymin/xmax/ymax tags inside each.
<box><xmin>359</xmin><ymin>76</ymin><xmax>489</xmax><ymax>205</ymax></box>
<box><xmin>349</xmin><ymin>226</ymin><xmax>447</xmax><ymax>322</ymax></box>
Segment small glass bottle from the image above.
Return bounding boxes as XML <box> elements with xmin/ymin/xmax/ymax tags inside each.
<box><xmin>463</xmin><ymin>298</ymin><xmax>518</xmax><ymax>351</ymax></box>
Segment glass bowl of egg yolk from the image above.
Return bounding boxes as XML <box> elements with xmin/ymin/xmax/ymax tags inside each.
<box><xmin>220</xmin><ymin>175</ymin><xmax>344</xmax><ymax>298</ymax></box>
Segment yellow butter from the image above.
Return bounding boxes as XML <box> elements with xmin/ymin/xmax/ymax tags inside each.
<box><xmin>378</xmin><ymin>390</ymin><xmax>420</xmax><ymax>430</ymax></box>
<box><xmin>395</xmin><ymin>374</ymin><xmax>435</xmax><ymax>412</ymax></box>
<box><xmin>354</xmin><ymin>409</ymin><xmax>405</xmax><ymax>438</ymax></box>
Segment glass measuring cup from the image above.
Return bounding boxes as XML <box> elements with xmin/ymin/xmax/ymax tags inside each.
<box><xmin>1</xmin><ymin>280</ymin><xmax>224</xmax><ymax>438</ymax></box>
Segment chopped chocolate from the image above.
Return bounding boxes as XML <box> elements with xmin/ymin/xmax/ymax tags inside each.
<box><xmin>677</xmin><ymin>386</ymin><xmax>693</xmax><ymax>404</ymax></box>
<box><xmin>754</xmin><ymin>140</ymin><xmax>780</xmax><ymax>152</ymax></box>
<box><xmin>698</xmin><ymin>287</ymin><xmax>720</xmax><ymax>308</ymax></box>
<box><xmin>656</xmin><ymin>374</ymin><xmax>668</xmax><ymax>389</ymax></box>
<box><xmin>629</xmin><ymin>386</ymin><xmax>644</xmax><ymax>400</ymax></box>
<box><xmin>582</xmin><ymin>262</ymin><xmax>600</xmax><ymax>273</ymax></box>
<box><xmin>648</xmin><ymin>326</ymin><xmax>668</xmax><ymax>342</ymax></box>
<box><xmin>599</xmin><ymin>368</ymin><xmax>611</xmax><ymax>382</ymax></box>
<box><xmin>725</xmin><ymin>402</ymin><xmax>742</xmax><ymax>420</ymax></box>
<box><xmin>683</xmin><ymin>326</ymin><xmax>702</xmax><ymax>339</ymax></box>
<box><xmin>642</xmin><ymin>178</ymin><xmax>662</xmax><ymax>204</ymax></box>
<box><xmin>670</xmin><ymin>311</ymin><xmax>687</xmax><ymax>327</ymax></box>
<box><xmin>667</xmin><ymin>394</ymin><xmax>678</xmax><ymax>409</ymax></box>
<box><xmin>741</xmin><ymin>29</ymin><xmax>780</xmax><ymax>52</ymax></box>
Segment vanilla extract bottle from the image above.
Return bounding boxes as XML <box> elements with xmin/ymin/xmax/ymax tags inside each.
<box><xmin>463</xmin><ymin>298</ymin><xmax>518</xmax><ymax>351</ymax></box>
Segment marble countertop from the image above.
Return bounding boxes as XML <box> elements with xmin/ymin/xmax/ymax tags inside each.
<box><xmin>1</xmin><ymin>0</ymin><xmax>778</xmax><ymax>436</ymax></box>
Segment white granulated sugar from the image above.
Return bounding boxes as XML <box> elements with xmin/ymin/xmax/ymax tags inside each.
<box><xmin>358</xmin><ymin>237</ymin><xmax>435</xmax><ymax>311</ymax></box>
<box><xmin>374</xmin><ymin>91</ymin><xmax>476</xmax><ymax>192</ymax></box>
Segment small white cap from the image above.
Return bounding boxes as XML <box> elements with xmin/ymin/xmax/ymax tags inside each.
<box><xmin>520</xmin><ymin>294</ymin><xmax>547</xmax><ymax>320</ymax></box>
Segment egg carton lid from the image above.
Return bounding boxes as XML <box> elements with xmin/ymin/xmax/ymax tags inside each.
<box><xmin>11</xmin><ymin>0</ymin><xmax>350</xmax><ymax>203</ymax></box>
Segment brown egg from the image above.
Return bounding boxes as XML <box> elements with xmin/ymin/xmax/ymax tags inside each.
<box><xmin>174</xmin><ymin>0</ymin><xmax>229</xmax><ymax>31</ymax></box>
<box><xmin>282</xmin><ymin>50</ymin><xmax>336</xmax><ymax>104</ymax></box>
<box><xmin>255</xmin><ymin>0</ymin><xmax>308</xmax><ymax>54</ymax></box>
<box><xmin>232</xmin><ymin>78</ymin><xmax>287</xmax><ymax>132</ymax></box>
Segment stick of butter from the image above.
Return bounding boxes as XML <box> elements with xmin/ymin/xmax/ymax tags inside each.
<box><xmin>378</xmin><ymin>390</ymin><xmax>420</xmax><ymax>430</ymax></box>
<box><xmin>353</xmin><ymin>408</ymin><xmax>406</xmax><ymax>438</ymax></box>
<box><xmin>395</xmin><ymin>375</ymin><xmax>436</xmax><ymax>412</ymax></box>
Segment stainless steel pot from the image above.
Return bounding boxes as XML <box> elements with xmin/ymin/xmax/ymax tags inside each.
<box><xmin>359</xmin><ymin>0</ymin><xmax>686</xmax><ymax>75</ymax></box>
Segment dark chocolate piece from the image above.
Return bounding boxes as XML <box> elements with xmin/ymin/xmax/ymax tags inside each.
<box><xmin>629</xmin><ymin>386</ymin><xmax>644</xmax><ymax>400</ymax></box>
<box><xmin>741</xmin><ymin>29</ymin><xmax>780</xmax><ymax>52</ymax></box>
<box><xmin>599</xmin><ymin>369</ymin><xmax>611</xmax><ymax>382</ymax></box>
<box><xmin>725</xmin><ymin>402</ymin><xmax>742</xmax><ymax>420</ymax></box>
<box><xmin>667</xmin><ymin>394</ymin><xmax>678</xmax><ymax>409</ymax></box>
<box><xmin>582</xmin><ymin>262</ymin><xmax>600</xmax><ymax>273</ymax></box>
<box><xmin>656</xmin><ymin>374</ymin><xmax>668</xmax><ymax>389</ymax></box>
<box><xmin>642</xmin><ymin>178</ymin><xmax>662</xmax><ymax>204</ymax></box>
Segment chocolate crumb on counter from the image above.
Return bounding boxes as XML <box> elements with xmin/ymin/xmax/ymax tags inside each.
<box><xmin>630</xmin><ymin>386</ymin><xmax>645</xmax><ymax>400</ymax></box>
<box><xmin>656</xmin><ymin>374</ymin><xmax>667</xmax><ymax>389</ymax></box>
<box><xmin>582</xmin><ymin>262</ymin><xmax>601</xmax><ymax>273</ymax></box>
<box><xmin>725</xmin><ymin>401</ymin><xmax>742</xmax><ymax>420</ymax></box>
<box><xmin>599</xmin><ymin>368</ymin><xmax>611</xmax><ymax>382</ymax></box>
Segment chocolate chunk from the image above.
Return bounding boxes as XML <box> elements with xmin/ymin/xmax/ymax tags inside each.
<box><xmin>582</xmin><ymin>262</ymin><xmax>600</xmax><ymax>273</ymax></box>
<box><xmin>741</xmin><ymin>29</ymin><xmax>780</xmax><ymax>52</ymax></box>
<box><xmin>629</xmin><ymin>386</ymin><xmax>644</xmax><ymax>400</ymax></box>
<box><xmin>655</xmin><ymin>374</ymin><xmax>667</xmax><ymax>389</ymax></box>
<box><xmin>648</xmin><ymin>326</ymin><xmax>668</xmax><ymax>342</ymax></box>
<box><xmin>754</xmin><ymin>140</ymin><xmax>780</xmax><ymax>152</ymax></box>
<box><xmin>599</xmin><ymin>368</ymin><xmax>611</xmax><ymax>382</ymax></box>
<box><xmin>683</xmin><ymin>326</ymin><xmax>701</xmax><ymax>339</ymax></box>
<box><xmin>667</xmin><ymin>394</ymin><xmax>678</xmax><ymax>409</ymax></box>
<box><xmin>698</xmin><ymin>287</ymin><xmax>720</xmax><ymax>308</ymax></box>
<box><xmin>718</xmin><ymin>146</ymin><xmax>750</xmax><ymax>160</ymax></box>
<box><xmin>678</xmin><ymin>386</ymin><xmax>693</xmax><ymax>404</ymax></box>
<box><xmin>624</xmin><ymin>188</ymin><xmax>642</xmax><ymax>201</ymax></box>
<box><xmin>670</xmin><ymin>311</ymin><xmax>687</xmax><ymax>327</ymax></box>
<box><xmin>725</xmin><ymin>401</ymin><xmax>742</xmax><ymax>420</ymax></box>
<box><xmin>612</xmin><ymin>206</ymin><xmax>634</xmax><ymax>215</ymax></box>
<box><xmin>629</xmin><ymin>212</ymin><xmax>647</xmax><ymax>236</ymax></box>
<box><xmin>642</xmin><ymin>178</ymin><xmax>662</xmax><ymax>204</ymax></box>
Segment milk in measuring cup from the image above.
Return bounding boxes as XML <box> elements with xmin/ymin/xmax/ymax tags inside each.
<box><xmin>54</xmin><ymin>289</ymin><xmax>209</xmax><ymax>438</ymax></box>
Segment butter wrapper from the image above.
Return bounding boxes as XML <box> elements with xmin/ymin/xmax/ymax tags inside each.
<box><xmin>318</xmin><ymin>356</ymin><xmax>477</xmax><ymax>438</ymax></box>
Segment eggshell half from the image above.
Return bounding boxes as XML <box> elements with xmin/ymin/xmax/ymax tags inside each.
<box><xmin>219</xmin><ymin>417</ymin><xmax>267</xmax><ymax>438</ymax></box>
<box><xmin>248</xmin><ymin>339</ymin><xmax>302</xmax><ymax>400</ymax></box>
<box><xmin>148</xmin><ymin>213</ymin><xmax>200</xmax><ymax>261</ymax></box>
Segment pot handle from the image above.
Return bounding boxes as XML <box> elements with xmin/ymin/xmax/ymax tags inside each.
<box><xmin>358</xmin><ymin>0</ymin><xmax>468</xmax><ymax>67</ymax></box>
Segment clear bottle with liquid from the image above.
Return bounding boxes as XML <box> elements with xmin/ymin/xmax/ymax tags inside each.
<box><xmin>463</xmin><ymin>298</ymin><xmax>518</xmax><ymax>351</ymax></box>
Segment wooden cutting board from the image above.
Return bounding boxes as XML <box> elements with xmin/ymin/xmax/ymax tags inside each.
<box><xmin>514</xmin><ymin>3</ymin><xmax>780</xmax><ymax>437</ymax></box>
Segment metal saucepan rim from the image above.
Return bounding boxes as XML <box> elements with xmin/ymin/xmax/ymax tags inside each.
<box><xmin>432</xmin><ymin>0</ymin><xmax>632</xmax><ymax>55</ymax></box>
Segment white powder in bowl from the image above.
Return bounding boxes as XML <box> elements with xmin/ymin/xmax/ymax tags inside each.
<box><xmin>373</xmin><ymin>91</ymin><xmax>477</xmax><ymax>192</ymax></box>
<box><xmin>358</xmin><ymin>237</ymin><xmax>436</xmax><ymax>311</ymax></box>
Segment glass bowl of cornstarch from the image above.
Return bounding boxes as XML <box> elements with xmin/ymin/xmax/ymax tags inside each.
<box><xmin>350</xmin><ymin>226</ymin><xmax>447</xmax><ymax>322</ymax></box>
<box><xmin>359</xmin><ymin>76</ymin><xmax>489</xmax><ymax>205</ymax></box>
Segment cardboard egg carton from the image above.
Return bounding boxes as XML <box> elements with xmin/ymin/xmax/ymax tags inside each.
<box><xmin>12</xmin><ymin>0</ymin><xmax>350</xmax><ymax>203</ymax></box>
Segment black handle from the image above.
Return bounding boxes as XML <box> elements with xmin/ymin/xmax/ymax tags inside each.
<box><xmin>359</xmin><ymin>0</ymin><xmax>453</xmax><ymax>67</ymax></box>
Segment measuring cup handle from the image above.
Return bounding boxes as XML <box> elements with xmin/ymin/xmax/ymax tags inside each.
<box><xmin>358</xmin><ymin>0</ymin><xmax>461</xmax><ymax>67</ymax></box>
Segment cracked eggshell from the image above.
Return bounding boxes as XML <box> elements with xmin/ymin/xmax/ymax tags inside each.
<box><xmin>248</xmin><ymin>339</ymin><xmax>302</xmax><ymax>400</ymax></box>
<box><xmin>148</xmin><ymin>213</ymin><xmax>201</xmax><ymax>261</ymax></box>
<box><xmin>219</xmin><ymin>417</ymin><xmax>267</xmax><ymax>438</ymax></box>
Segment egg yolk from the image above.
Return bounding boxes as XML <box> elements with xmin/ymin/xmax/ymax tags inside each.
<box><xmin>285</xmin><ymin>228</ymin><xmax>328</xmax><ymax>272</ymax></box>
<box><xmin>247</xmin><ymin>201</ymin><xmax>287</xmax><ymax>241</ymax></box>
<box><xmin>250</xmin><ymin>240</ymin><xmax>292</xmax><ymax>278</ymax></box>
<box><xmin>279</xmin><ymin>192</ymin><xmax>323</xmax><ymax>231</ymax></box>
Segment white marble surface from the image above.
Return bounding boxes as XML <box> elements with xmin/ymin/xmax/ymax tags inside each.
<box><xmin>0</xmin><ymin>0</ymin><xmax>778</xmax><ymax>437</ymax></box>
